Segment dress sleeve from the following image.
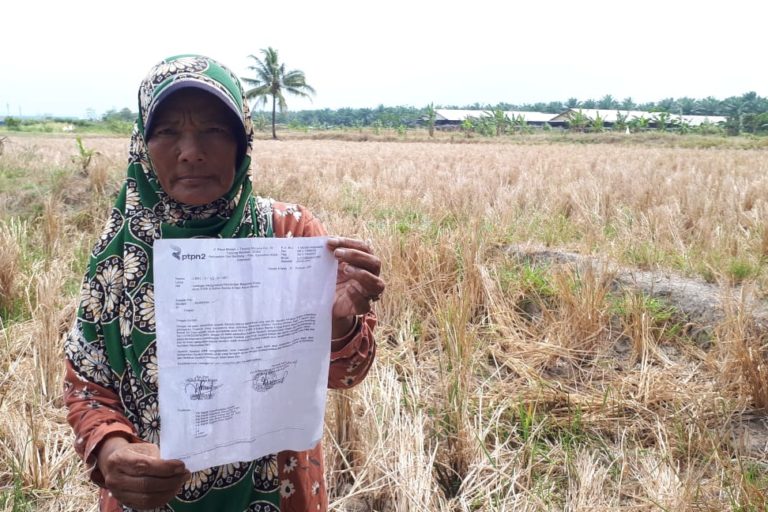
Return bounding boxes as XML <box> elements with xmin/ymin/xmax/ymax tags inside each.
<box><xmin>271</xmin><ymin>202</ymin><xmax>378</xmax><ymax>390</ymax></box>
<box><xmin>63</xmin><ymin>320</ymin><xmax>144</xmax><ymax>487</ymax></box>
<box><xmin>327</xmin><ymin>312</ymin><xmax>377</xmax><ymax>389</ymax></box>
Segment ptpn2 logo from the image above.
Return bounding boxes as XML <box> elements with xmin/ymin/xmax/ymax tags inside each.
<box><xmin>171</xmin><ymin>245</ymin><xmax>206</xmax><ymax>261</ymax></box>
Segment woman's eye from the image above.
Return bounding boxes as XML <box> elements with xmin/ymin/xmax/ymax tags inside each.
<box><xmin>206</xmin><ymin>126</ymin><xmax>228</xmax><ymax>134</ymax></box>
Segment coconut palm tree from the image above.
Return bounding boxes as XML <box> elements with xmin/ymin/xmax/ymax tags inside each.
<box><xmin>243</xmin><ymin>47</ymin><xmax>316</xmax><ymax>139</ymax></box>
<box><xmin>598</xmin><ymin>94</ymin><xmax>618</xmax><ymax>110</ymax></box>
<box><xmin>620</xmin><ymin>97</ymin><xmax>636</xmax><ymax>110</ymax></box>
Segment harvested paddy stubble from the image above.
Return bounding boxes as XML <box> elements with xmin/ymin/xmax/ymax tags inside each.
<box><xmin>1</xmin><ymin>136</ymin><xmax>767</xmax><ymax>510</ymax></box>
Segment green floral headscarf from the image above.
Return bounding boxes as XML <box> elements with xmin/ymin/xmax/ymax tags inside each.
<box><xmin>66</xmin><ymin>54</ymin><xmax>282</xmax><ymax>511</ymax></box>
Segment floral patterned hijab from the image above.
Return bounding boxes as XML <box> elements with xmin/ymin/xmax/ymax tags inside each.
<box><xmin>66</xmin><ymin>54</ymin><xmax>283</xmax><ymax>510</ymax></box>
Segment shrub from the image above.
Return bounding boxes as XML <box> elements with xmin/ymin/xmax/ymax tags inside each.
<box><xmin>4</xmin><ymin>117</ymin><xmax>21</xmax><ymax>131</ymax></box>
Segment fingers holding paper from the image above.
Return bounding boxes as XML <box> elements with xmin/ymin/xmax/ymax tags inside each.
<box><xmin>98</xmin><ymin>438</ymin><xmax>190</xmax><ymax>510</ymax></box>
<box><xmin>327</xmin><ymin>237</ymin><xmax>385</xmax><ymax>323</ymax></box>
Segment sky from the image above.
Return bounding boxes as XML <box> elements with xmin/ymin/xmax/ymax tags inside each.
<box><xmin>3</xmin><ymin>0</ymin><xmax>768</xmax><ymax>118</ymax></box>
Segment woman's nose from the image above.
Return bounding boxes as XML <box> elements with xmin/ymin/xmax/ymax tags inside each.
<box><xmin>177</xmin><ymin>132</ymin><xmax>205</xmax><ymax>162</ymax></box>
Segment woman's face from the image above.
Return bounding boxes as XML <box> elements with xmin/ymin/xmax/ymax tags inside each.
<box><xmin>146</xmin><ymin>88</ymin><xmax>239</xmax><ymax>206</ymax></box>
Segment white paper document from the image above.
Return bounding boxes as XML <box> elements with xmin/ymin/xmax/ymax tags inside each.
<box><xmin>154</xmin><ymin>237</ymin><xmax>337</xmax><ymax>472</ymax></box>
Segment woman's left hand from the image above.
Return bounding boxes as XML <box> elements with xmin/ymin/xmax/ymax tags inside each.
<box><xmin>327</xmin><ymin>237</ymin><xmax>385</xmax><ymax>339</ymax></box>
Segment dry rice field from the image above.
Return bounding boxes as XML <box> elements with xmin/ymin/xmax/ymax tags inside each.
<box><xmin>1</xmin><ymin>134</ymin><xmax>768</xmax><ymax>511</ymax></box>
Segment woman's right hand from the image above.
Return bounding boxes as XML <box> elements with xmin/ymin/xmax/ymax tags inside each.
<box><xmin>97</xmin><ymin>436</ymin><xmax>190</xmax><ymax>509</ymax></box>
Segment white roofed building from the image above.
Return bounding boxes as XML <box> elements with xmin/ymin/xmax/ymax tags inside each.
<box><xmin>421</xmin><ymin>108</ymin><xmax>726</xmax><ymax>131</ymax></box>
<box><xmin>550</xmin><ymin>109</ymin><xmax>726</xmax><ymax>127</ymax></box>
<box><xmin>432</xmin><ymin>109</ymin><xmax>559</xmax><ymax>127</ymax></box>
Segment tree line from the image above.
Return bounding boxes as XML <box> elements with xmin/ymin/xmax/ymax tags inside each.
<box><xmin>462</xmin><ymin>91</ymin><xmax>768</xmax><ymax>117</ymax></box>
<box><xmin>6</xmin><ymin>91</ymin><xmax>768</xmax><ymax>136</ymax></box>
<box><xmin>268</xmin><ymin>91</ymin><xmax>768</xmax><ymax>134</ymax></box>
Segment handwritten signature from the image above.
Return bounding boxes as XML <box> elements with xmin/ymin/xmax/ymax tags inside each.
<box><xmin>184</xmin><ymin>376</ymin><xmax>220</xmax><ymax>400</ymax></box>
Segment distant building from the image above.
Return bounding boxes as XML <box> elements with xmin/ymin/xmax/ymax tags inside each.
<box><xmin>432</xmin><ymin>109</ymin><xmax>561</xmax><ymax>128</ymax></box>
<box><xmin>549</xmin><ymin>109</ymin><xmax>727</xmax><ymax>128</ymax></box>
<box><xmin>424</xmin><ymin>108</ymin><xmax>727</xmax><ymax>131</ymax></box>
<box><xmin>673</xmin><ymin>114</ymin><xmax>728</xmax><ymax>127</ymax></box>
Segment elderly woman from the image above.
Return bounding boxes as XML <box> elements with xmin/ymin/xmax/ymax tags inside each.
<box><xmin>64</xmin><ymin>54</ymin><xmax>383</xmax><ymax>512</ymax></box>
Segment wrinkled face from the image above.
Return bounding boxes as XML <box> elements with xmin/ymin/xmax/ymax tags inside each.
<box><xmin>146</xmin><ymin>88</ymin><xmax>239</xmax><ymax>206</ymax></box>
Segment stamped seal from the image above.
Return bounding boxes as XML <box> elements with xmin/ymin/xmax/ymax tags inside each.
<box><xmin>251</xmin><ymin>369</ymin><xmax>288</xmax><ymax>392</ymax></box>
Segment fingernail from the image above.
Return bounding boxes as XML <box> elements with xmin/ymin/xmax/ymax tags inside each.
<box><xmin>335</xmin><ymin>249</ymin><xmax>347</xmax><ymax>258</ymax></box>
<box><xmin>327</xmin><ymin>237</ymin><xmax>340</xmax><ymax>245</ymax></box>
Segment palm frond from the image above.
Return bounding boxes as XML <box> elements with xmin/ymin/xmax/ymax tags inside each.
<box><xmin>242</xmin><ymin>77</ymin><xmax>266</xmax><ymax>88</ymax></box>
<box><xmin>284</xmin><ymin>87</ymin><xmax>314</xmax><ymax>100</ymax></box>
<box><xmin>276</xmin><ymin>92</ymin><xmax>288</xmax><ymax>112</ymax></box>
